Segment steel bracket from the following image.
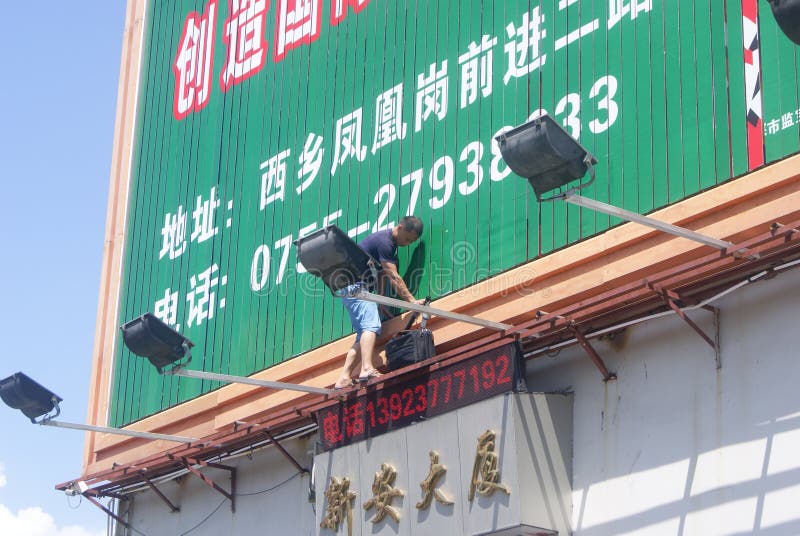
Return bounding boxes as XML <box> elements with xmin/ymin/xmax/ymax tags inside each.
<box><xmin>653</xmin><ymin>286</ymin><xmax>719</xmax><ymax>354</ymax></box>
<box><xmin>569</xmin><ymin>324</ymin><xmax>616</xmax><ymax>382</ymax></box>
<box><xmin>82</xmin><ymin>493</ymin><xmax>129</xmax><ymax>528</ymax></box>
<box><xmin>234</xmin><ymin>420</ymin><xmax>309</xmax><ymax>474</ymax></box>
<box><xmin>140</xmin><ymin>471</ymin><xmax>180</xmax><ymax>513</ymax></box>
<box><xmin>116</xmin><ymin>463</ymin><xmax>181</xmax><ymax>513</ymax></box>
<box><xmin>174</xmin><ymin>456</ymin><xmax>237</xmax><ymax>512</ymax></box>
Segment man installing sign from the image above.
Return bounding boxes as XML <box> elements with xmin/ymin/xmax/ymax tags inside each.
<box><xmin>334</xmin><ymin>216</ymin><xmax>425</xmax><ymax>389</ymax></box>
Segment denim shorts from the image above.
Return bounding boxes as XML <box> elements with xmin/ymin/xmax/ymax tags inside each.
<box><xmin>340</xmin><ymin>283</ymin><xmax>382</xmax><ymax>341</ymax></box>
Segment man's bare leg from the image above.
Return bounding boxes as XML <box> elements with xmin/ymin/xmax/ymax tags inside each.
<box><xmin>335</xmin><ymin>343</ymin><xmax>361</xmax><ymax>388</ymax></box>
<box><xmin>358</xmin><ymin>330</ymin><xmax>381</xmax><ymax>378</ymax></box>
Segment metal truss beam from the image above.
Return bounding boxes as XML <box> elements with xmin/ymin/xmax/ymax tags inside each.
<box><xmin>82</xmin><ymin>493</ymin><xmax>128</xmax><ymax>528</ymax></box>
<box><xmin>569</xmin><ymin>324</ymin><xmax>616</xmax><ymax>382</ymax></box>
<box><xmin>234</xmin><ymin>420</ymin><xmax>309</xmax><ymax>474</ymax></box>
<box><xmin>175</xmin><ymin>456</ymin><xmax>237</xmax><ymax>512</ymax></box>
<box><xmin>352</xmin><ymin>290</ymin><xmax>513</xmax><ymax>331</ymax></box>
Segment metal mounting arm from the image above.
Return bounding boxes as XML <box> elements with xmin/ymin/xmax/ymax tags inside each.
<box><xmin>40</xmin><ymin>417</ymin><xmax>198</xmax><ymax>443</ymax></box>
<box><xmin>561</xmin><ymin>193</ymin><xmax>741</xmax><ymax>252</ymax></box>
<box><xmin>351</xmin><ymin>290</ymin><xmax>513</xmax><ymax>332</ymax></box>
<box><xmin>164</xmin><ymin>367</ymin><xmax>335</xmax><ymax>396</ymax></box>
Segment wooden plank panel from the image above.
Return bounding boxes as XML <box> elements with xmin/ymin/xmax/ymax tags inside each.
<box><xmin>696</xmin><ymin>2</ymin><xmax>717</xmax><ymax>191</ymax></box>
<box><xmin>619</xmin><ymin>1</ymin><xmax>639</xmax><ymax>212</ymax></box>
<box><xmin>678</xmin><ymin>0</ymin><xmax>701</xmax><ymax>196</ymax></box>
<box><xmin>663</xmin><ymin>1</ymin><xmax>684</xmax><ymax>203</ymax></box>
<box><xmin>725</xmin><ymin>0</ymin><xmax>750</xmax><ymax>177</ymax></box>
<box><xmin>710</xmin><ymin>1</ymin><xmax>733</xmax><ymax>185</ymax></box>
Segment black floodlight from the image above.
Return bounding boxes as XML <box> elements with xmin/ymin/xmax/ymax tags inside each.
<box><xmin>495</xmin><ymin>114</ymin><xmax>597</xmax><ymax>201</ymax></box>
<box><xmin>768</xmin><ymin>0</ymin><xmax>800</xmax><ymax>45</ymax></box>
<box><xmin>0</xmin><ymin>371</ymin><xmax>198</xmax><ymax>443</ymax></box>
<box><xmin>496</xmin><ymin>114</ymin><xmax>743</xmax><ymax>253</ymax></box>
<box><xmin>294</xmin><ymin>226</ymin><xmax>514</xmax><ymax>331</ymax></box>
<box><xmin>294</xmin><ymin>225</ymin><xmax>377</xmax><ymax>293</ymax></box>
<box><xmin>121</xmin><ymin>312</ymin><xmax>194</xmax><ymax>372</ymax></box>
<box><xmin>120</xmin><ymin>314</ymin><xmax>334</xmax><ymax>394</ymax></box>
<box><xmin>0</xmin><ymin>372</ymin><xmax>62</xmax><ymax>423</ymax></box>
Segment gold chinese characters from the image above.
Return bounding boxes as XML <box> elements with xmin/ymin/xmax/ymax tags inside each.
<box><xmin>416</xmin><ymin>450</ymin><xmax>453</xmax><ymax>509</ymax></box>
<box><xmin>322</xmin><ymin>433</ymin><xmax>510</xmax><ymax>532</ymax></box>
<box><xmin>321</xmin><ymin>476</ymin><xmax>356</xmax><ymax>536</ymax></box>
<box><xmin>469</xmin><ymin>429</ymin><xmax>510</xmax><ymax>501</ymax></box>
<box><xmin>363</xmin><ymin>463</ymin><xmax>404</xmax><ymax>523</ymax></box>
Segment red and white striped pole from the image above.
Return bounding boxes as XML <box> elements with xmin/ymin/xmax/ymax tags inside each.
<box><xmin>742</xmin><ymin>0</ymin><xmax>765</xmax><ymax>170</ymax></box>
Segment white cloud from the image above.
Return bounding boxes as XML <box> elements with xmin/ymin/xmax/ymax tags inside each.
<box><xmin>0</xmin><ymin>463</ymin><xmax>6</xmax><ymax>488</ymax></box>
<box><xmin>0</xmin><ymin>504</ymin><xmax>105</xmax><ymax>536</ymax></box>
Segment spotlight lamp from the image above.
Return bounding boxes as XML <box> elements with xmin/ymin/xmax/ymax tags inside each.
<box><xmin>768</xmin><ymin>0</ymin><xmax>800</xmax><ymax>45</ymax></box>
<box><xmin>294</xmin><ymin>225</ymin><xmax>378</xmax><ymax>294</ymax></box>
<box><xmin>497</xmin><ymin>114</ymin><xmax>742</xmax><ymax>253</ymax></box>
<box><xmin>293</xmin><ymin>226</ymin><xmax>514</xmax><ymax>331</ymax></box>
<box><xmin>0</xmin><ymin>372</ymin><xmax>198</xmax><ymax>442</ymax></box>
<box><xmin>121</xmin><ymin>312</ymin><xmax>194</xmax><ymax>372</ymax></box>
<box><xmin>0</xmin><ymin>372</ymin><xmax>62</xmax><ymax>423</ymax></box>
<box><xmin>495</xmin><ymin>113</ymin><xmax>597</xmax><ymax>201</ymax></box>
<box><xmin>120</xmin><ymin>314</ymin><xmax>335</xmax><ymax>395</ymax></box>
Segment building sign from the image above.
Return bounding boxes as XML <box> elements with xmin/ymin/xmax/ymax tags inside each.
<box><xmin>110</xmin><ymin>0</ymin><xmax>800</xmax><ymax>426</ymax></box>
<box><xmin>314</xmin><ymin>392</ymin><xmax>573</xmax><ymax>535</ymax></box>
<box><xmin>316</xmin><ymin>342</ymin><xmax>523</xmax><ymax>451</ymax></box>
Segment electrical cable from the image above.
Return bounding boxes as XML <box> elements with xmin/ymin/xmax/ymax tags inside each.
<box><xmin>178</xmin><ymin>498</ymin><xmax>227</xmax><ymax>536</ymax></box>
<box><xmin>236</xmin><ymin>470</ymin><xmax>303</xmax><ymax>497</ymax></box>
<box><xmin>149</xmin><ymin>471</ymin><xmax>305</xmax><ymax>536</ymax></box>
<box><xmin>66</xmin><ymin>492</ymin><xmax>82</xmax><ymax>509</ymax></box>
<box><xmin>525</xmin><ymin>258</ymin><xmax>800</xmax><ymax>359</ymax></box>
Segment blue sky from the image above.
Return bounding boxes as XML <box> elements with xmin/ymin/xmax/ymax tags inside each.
<box><xmin>0</xmin><ymin>2</ymin><xmax>126</xmax><ymax>534</ymax></box>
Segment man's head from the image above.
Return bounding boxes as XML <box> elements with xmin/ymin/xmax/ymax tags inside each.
<box><xmin>393</xmin><ymin>216</ymin><xmax>423</xmax><ymax>246</ymax></box>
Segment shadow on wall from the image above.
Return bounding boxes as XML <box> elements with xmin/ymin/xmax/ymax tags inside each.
<box><xmin>524</xmin><ymin>268</ymin><xmax>800</xmax><ymax>535</ymax></box>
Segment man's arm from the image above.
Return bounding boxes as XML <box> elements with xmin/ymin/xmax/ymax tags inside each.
<box><xmin>381</xmin><ymin>261</ymin><xmax>424</xmax><ymax>304</ymax></box>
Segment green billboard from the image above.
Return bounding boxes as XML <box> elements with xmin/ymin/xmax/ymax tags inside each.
<box><xmin>110</xmin><ymin>0</ymin><xmax>800</xmax><ymax>426</ymax></box>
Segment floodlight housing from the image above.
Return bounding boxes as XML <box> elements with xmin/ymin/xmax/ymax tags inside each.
<box><xmin>495</xmin><ymin>114</ymin><xmax>597</xmax><ymax>201</ymax></box>
<box><xmin>121</xmin><ymin>313</ymin><xmax>194</xmax><ymax>372</ymax></box>
<box><xmin>768</xmin><ymin>0</ymin><xmax>800</xmax><ymax>45</ymax></box>
<box><xmin>0</xmin><ymin>372</ymin><xmax>62</xmax><ymax>423</ymax></box>
<box><xmin>294</xmin><ymin>225</ymin><xmax>377</xmax><ymax>293</ymax></box>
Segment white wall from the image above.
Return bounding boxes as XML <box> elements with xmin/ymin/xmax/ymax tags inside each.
<box><xmin>525</xmin><ymin>267</ymin><xmax>800</xmax><ymax>536</ymax></box>
<box><xmin>120</xmin><ymin>267</ymin><xmax>800</xmax><ymax>536</ymax></box>
<box><xmin>119</xmin><ymin>435</ymin><xmax>316</xmax><ymax>535</ymax></box>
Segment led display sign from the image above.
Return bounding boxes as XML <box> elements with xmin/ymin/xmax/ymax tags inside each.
<box><xmin>317</xmin><ymin>342</ymin><xmax>524</xmax><ymax>451</ymax></box>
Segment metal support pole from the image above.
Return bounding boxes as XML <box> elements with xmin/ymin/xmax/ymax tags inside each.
<box><xmin>40</xmin><ymin>419</ymin><xmax>198</xmax><ymax>443</ymax></box>
<box><xmin>352</xmin><ymin>290</ymin><xmax>513</xmax><ymax>331</ymax></box>
<box><xmin>82</xmin><ymin>494</ymin><xmax>129</xmax><ymax>528</ymax></box>
<box><xmin>263</xmin><ymin>427</ymin><xmax>309</xmax><ymax>474</ymax></box>
<box><xmin>165</xmin><ymin>367</ymin><xmax>334</xmax><ymax>396</ymax></box>
<box><xmin>141</xmin><ymin>474</ymin><xmax>180</xmax><ymax>513</ymax></box>
<box><xmin>234</xmin><ymin>420</ymin><xmax>309</xmax><ymax>474</ymax></box>
<box><xmin>179</xmin><ymin>458</ymin><xmax>237</xmax><ymax>512</ymax></box>
<box><xmin>658</xmin><ymin>291</ymin><xmax>718</xmax><ymax>352</ymax></box>
<box><xmin>570</xmin><ymin>325</ymin><xmax>616</xmax><ymax>382</ymax></box>
<box><xmin>712</xmin><ymin>306</ymin><xmax>722</xmax><ymax>370</ymax></box>
<box><xmin>562</xmin><ymin>193</ymin><xmax>735</xmax><ymax>250</ymax></box>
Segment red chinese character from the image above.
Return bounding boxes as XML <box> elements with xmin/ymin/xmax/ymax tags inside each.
<box><xmin>173</xmin><ymin>0</ymin><xmax>218</xmax><ymax>120</ymax></box>
<box><xmin>274</xmin><ymin>0</ymin><xmax>322</xmax><ymax>62</ymax></box>
<box><xmin>322</xmin><ymin>411</ymin><xmax>343</xmax><ymax>445</ymax></box>
<box><xmin>343</xmin><ymin>401</ymin><xmax>365</xmax><ymax>438</ymax></box>
<box><xmin>330</xmin><ymin>0</ymin><xmax>370</xmax><ymax>26</ymax></box>
<box><xmin>221</xmin><ymin>0</ymin><xmax>269</xmax><ymax>91</ymax></box>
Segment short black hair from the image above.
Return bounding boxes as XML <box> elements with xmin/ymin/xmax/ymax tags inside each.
<box><xmin>399</xmin><ymin>215</ymin><xmax>423</xmax><ymax>236</ymax></box>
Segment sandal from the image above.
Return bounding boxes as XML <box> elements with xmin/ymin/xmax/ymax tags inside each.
<box><xmin>356</xmin><ymin>369</ymin><xmax>382</xmax><ymax>382</ymax></box>
<box><xmin>334</xmin><ymin>378</ymin><xmax>355</xmax><ymax>389</ymax></box>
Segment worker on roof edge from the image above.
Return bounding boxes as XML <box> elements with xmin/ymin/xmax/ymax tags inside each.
<box><xmin>334</xmin><ymin>216</ymin><xmax>425</xmax><ymax>389</ymax></box>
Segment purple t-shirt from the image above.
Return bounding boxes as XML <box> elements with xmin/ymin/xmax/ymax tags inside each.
<box><xmin>359</xmin><ymin>229</ymin><xmax>398</xmax><ymax>268</ymax></box>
